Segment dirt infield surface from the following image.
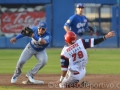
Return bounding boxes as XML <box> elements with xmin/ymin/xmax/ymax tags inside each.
<box><xmin>0</xmin><ymin>74</ymin><xmax>120</xmax><ymax>90</ymax></box>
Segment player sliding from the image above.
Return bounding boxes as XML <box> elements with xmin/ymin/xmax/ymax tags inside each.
<box><xmin>10</xmin><ymin>21</ymin><xmax>52</xmax><ymax>84</ymax></box>
<box><xmin>57</xmin><ymin>31</ymin><xmax>115</xmax><ymax>88</ymax></box>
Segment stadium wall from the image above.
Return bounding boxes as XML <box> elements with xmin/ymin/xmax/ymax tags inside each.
<box><xmin>0</xmin><ymin>0</ymin><xmax>119</xmax><ymax>48</ymax></box>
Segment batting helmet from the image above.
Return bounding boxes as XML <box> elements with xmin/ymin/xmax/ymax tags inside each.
<box><xmin>64</xmin><ymin>31</ymin><xmax>77</xmax><ymax>44</ymax></box>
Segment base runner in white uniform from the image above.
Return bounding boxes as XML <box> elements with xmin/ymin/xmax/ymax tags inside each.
<box><xmin>58</xmin><ymin>31</ymin><xmax>115</xmax><ymax>88</ymax></box>
<box><xmin>10</xmin><ymin>21</ymin><xmax>52</xmax><ymax>84</ymax></box>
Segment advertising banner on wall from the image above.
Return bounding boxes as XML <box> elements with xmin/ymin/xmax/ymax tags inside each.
<box><xmin>1</xmin><ymin>11</ymin><xmax>46</xmax><ymax>33</ymax></box>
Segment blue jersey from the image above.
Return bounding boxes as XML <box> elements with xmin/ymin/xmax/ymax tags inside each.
<box><xmin>64</xmin><ymin>14</ymin><xmax>88</xmax><ymax>37</ymax></box>
<box><xmin>29</xmin><ymin>26</ymin><xmax>52</xmax><ymax>51</ymax></box>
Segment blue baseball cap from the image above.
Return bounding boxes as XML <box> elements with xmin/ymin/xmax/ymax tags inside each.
<box><xmin>38</xmin><ymin>21</ymin><xmax>47</xmax><ymax>29</ymax></box>
<box><xmin>76</xmin><ymin>3</ymin><xmax>84</xmax><ymax>8</ymax></box>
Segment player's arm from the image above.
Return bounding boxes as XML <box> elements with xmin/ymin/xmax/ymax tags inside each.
<box><xmin>60</xmin><ymin>71</ymin><xmax>67</xmax><ymax>83</ymax></box>
<box><xmin>64</xmin><ymin>16</ymin><xmax>74</xmax><ymax>32</ymax></box>
<box><xmin>30</xmin><ymin>26</ymin><xmax>47</xmax><ymax>44</ymax></box>
<box><xmin>31</xmin><ymin>34</ymin><xmax>52</xmax><ymax>45</ymax></box>
<box><xmin>10</xmin><ymin>26</ymin><xmax>34</xmax><ymax>44</ymax></box>
<box><xmin>10</xmin><ymin>34</ymin><xmax>25</xmax><ymax>43</ymax></box>
<box><xmin>64</xmin><ymin>26</ymin><xmax>71</xmax><ymax>32</ymax></box>
<box><xmin>59</xmin><ymin>55</ymin><xmax>69</xmax><ymax>83</ymax></box>
<box><xmin>82</xmin><ymin>31</ymin><xmax>115</xmax><ymax>48</ymax></box>
<box><xmin>64</xmin><ymin>19</ymin><xmax>71</xmax><ymax>32</ymax></box>
<box><xmin>10</xmin><ymin>26</ymin><xmax>36</xmax><ymax>44</ymax></box>
<box><xmin>94</xmin><ymin>31</ymin><xmax>115</xmax><ymax>45</ymax></box>
<box><xmin>31</xmin><ymin>33</ymin><xmax>46</xmax><ymax>44</ymax></box>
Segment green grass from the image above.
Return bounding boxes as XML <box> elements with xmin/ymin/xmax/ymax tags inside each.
<box><xmin>0</xmin><ymin>86</ymin><xmax>27</xmax><ymax>90</ymax></box>
<box><xmin>86</xmin><ymin>48</ymin><xmax>120</xmax><ymax>74</ymax></box>
<box><xmin>0</xmin><ymin>48</ymin><xmax>120</xmax><ymax>74</ymax></box>
<box><xmin>0</xmin><ymin>48</ymin><xmax>120</xmax><ymax>90</ymax></box>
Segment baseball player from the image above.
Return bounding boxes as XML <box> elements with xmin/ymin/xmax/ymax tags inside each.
<box><xmin>58</xmin><ymin>31</ymin><xmax>115</xmax><ymax>88</ymax></box>
<box><xmin>64</xmin><ymin>3</ymin><xmax>92</xmax><ymax>38</ymax></box>
<box><xmin>10</xmin><ymin>21</ymin><xmax>52</xmax><ymax>84</ymax></box>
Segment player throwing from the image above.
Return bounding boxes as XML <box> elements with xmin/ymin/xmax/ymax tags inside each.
<box><xmin>10</xmin><ymin>21</ymin><xmax>52</xmax><ymax>84</ymax></box>
<box><xmin>58</xmin><ymin>31</ymin><xmax>115</xmax><ymax>88</ymax></box>
<box><xmin>64</xmin><ymin>3</ymin><xmax>92</xmax><ymax>38</ymax></box>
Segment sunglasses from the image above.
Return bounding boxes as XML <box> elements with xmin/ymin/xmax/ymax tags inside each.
<box><xmin>38</xmin><ymin>28</ymin><xmax>46</xmax><ymax>31</ymax></box>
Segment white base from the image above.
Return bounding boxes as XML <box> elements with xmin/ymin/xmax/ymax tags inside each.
<box><xmin>22</xmin><ymin>80</ymin><xmax>44</xmax><ymax>84</ymax></box>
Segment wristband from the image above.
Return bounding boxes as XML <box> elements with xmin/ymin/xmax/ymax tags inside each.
<box><xmin>60</xmin><ymin>76</ymin><xmax>64</xmax><ymax>82</ymax></box>
<box><xmin>103</xmin><ymin>36</ymin><xmax>106</xmax><ymax>40</ymax></box>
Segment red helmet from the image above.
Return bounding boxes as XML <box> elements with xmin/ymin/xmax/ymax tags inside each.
<box><xmin>64</xmin><ymin>31</ymin><xmax>77</xmax><ymax>44</ymax></box>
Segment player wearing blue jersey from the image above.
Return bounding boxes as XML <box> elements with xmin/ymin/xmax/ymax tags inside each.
<box><xmin>64</xmin><ymin>3</ymin><xmax>91</xmax><ymax>38</ymax></box>
<box><xmin>10</xmin><ymin>21</ymin><xmax>52</xmax><ymax>84</ymax></box>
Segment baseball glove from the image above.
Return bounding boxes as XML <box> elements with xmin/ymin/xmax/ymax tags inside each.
<box><xmin>88</xmin><ymin>26</ymin><xmax>95</xmax><ymax>33</ymax></box>
<box><xmin>21</xmin><ymin>27</ymin><xmax>34</xmax><ymax>37</ymax></box>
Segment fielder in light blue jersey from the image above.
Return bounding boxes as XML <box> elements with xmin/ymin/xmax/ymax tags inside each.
<box><xmin>64</xmin><ymin>3</ymin><xmax>91</xmax><ymax>38</ymax></box>
<box><xmin>10</xmin><ymin>21</ymin><xmax>52</xmax><ymax>84</ymax></box>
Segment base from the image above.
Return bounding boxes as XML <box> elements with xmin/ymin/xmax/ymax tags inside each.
<box><xmin>22</xmin><ymin>80</ymin><xmax>44</xmax><ymax>84</ymax></box>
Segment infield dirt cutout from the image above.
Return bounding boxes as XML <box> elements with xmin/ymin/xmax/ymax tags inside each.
<box><xmin>0</xmin><ymin>74</ymin><xmax>120</xmax><ymax>90</ymax></box>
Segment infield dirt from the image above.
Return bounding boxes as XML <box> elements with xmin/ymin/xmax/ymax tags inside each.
<box><xmin>0</xmin><ymin>74</ymin><xmax>120</xmax><ymax>90</ymax></box>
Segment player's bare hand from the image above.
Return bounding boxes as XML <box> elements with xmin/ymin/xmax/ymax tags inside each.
<box><xmin>10</xmin><ymin>38</ymin><xmax>16</xmax><ymax>43</ymax></box>
<box><xmin>105</xmin><ymin>31</ymin><xmax>115</xmax><ymax>39</ymax></box>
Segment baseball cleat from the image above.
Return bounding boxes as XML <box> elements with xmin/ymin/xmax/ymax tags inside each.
<box><xmin>11</xmin><ymin>76</ymin><xmax>18</xmax><ymax>83</ymax></box>
<box><xmin>26</xmin><ymin>74</ymin><xmax>35</xmax><ymax>83</ymax></box>
<box><xmin>22</xmin><ymin>80</ymin><xmax>44</xmax><ymax>84</ymax></box>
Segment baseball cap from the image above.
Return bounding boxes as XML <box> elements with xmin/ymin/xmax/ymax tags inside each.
<box><xmin>38</xmin><ymin>21</ymin><xmax>47</xmax><ymax>29</ymax></box>
<box><xmin>76</xmin><ymin>3</ymin><xmax>84</xmax><ymax>8</ymax></box>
